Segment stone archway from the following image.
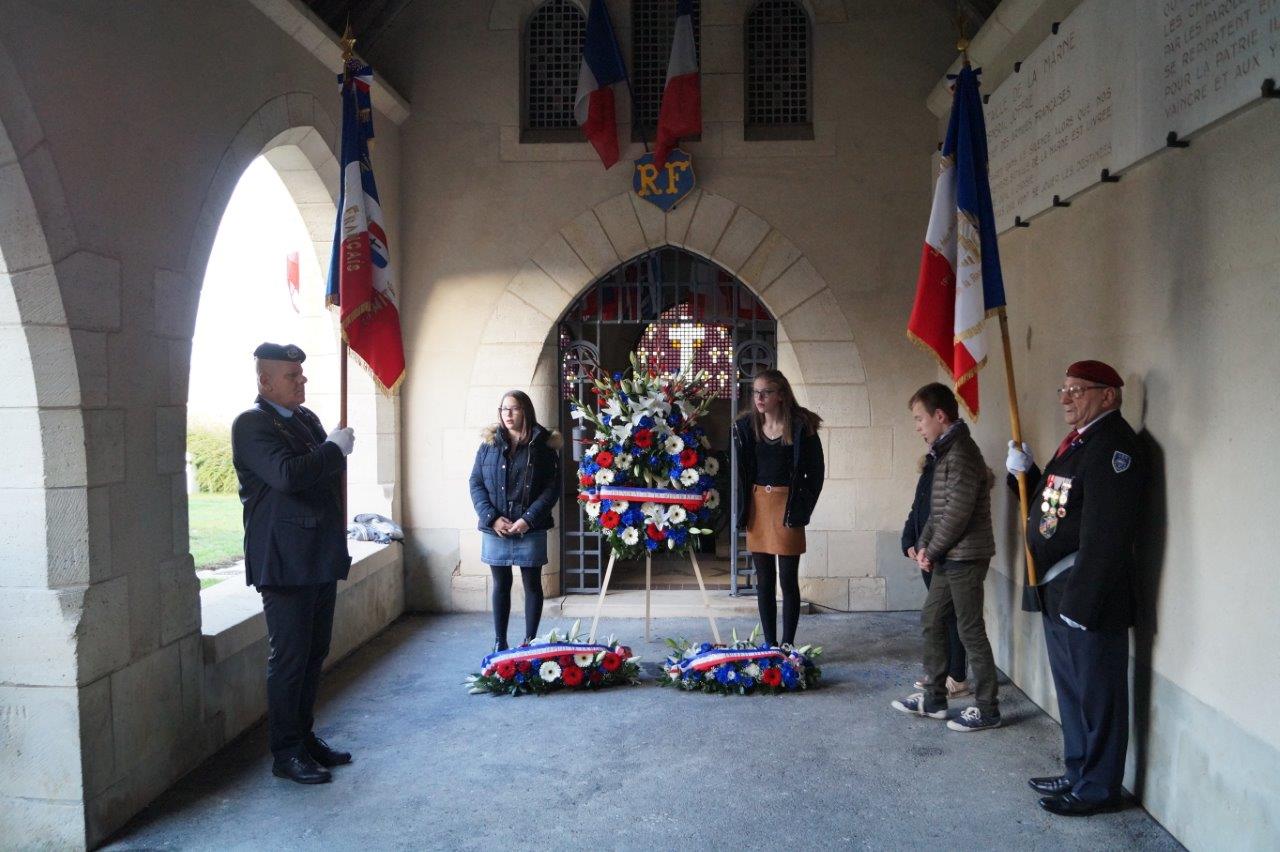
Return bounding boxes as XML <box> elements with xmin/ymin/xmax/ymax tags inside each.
<box><xmin>455</xmin><ymin>189</ymin><xmax>879</xmax><ymax>611</ymax></box>
<box><xmin>183</xmin><ymin>94</ymin><xmax>398</xmax><ymax>523</ymax></box>
<box><xmin>0</xmin><ymin>63</ymin><xmax>98</xmax><ymax>845</ymax></box>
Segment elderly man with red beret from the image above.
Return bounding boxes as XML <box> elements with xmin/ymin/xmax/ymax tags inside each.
<box><xmin>1006</xmin><ymin>360</ymin><xmax>1145</xmax><ymax>816</ymax></box>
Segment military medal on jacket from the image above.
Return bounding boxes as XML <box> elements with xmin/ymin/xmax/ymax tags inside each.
<box><xmin>1039</xmin><ymin>474</ymin><xmax>1072</xmax><ymax>539</ymax></box>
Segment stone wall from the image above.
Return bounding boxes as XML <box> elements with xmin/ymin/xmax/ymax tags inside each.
<box><xmin>0</xmin><ymin>1</ymin><xmax>406</xmax><ymax>846</ymax></box>
<box><xmin>386</xmin><ymin>0</ymin><xmax>957</xmax><ymax>617</ymax></box>
<box><xmin>932</xmin><ymin>0</ymin><xmax>1280</xmax><ymax>847</ymax></box>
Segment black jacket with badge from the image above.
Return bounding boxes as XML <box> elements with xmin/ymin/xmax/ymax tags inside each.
<box><xmin>1012</xmin><ymin>410</ymin><xmax>1145</xmax><ymax>631</ymax></box>
<box><xmin>469</xmin><ymin>423</ymin><xmax>562</xmax><ymax>532</ymax></box>
<box><xmin>231</xmin><ymin>397</ymin><xmax>351</xmax><ymax>588</ymax></box>
<box><xmin>732</xmin><ymin>415</ymin><xmax>825</xmax><ymax>529</ymax></box>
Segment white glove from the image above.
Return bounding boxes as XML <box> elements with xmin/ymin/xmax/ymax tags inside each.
<box><xmin>326</xmin><ymin>427</ymin><xmax>355</xmax><ymax>456</ymax></box>
<box><xmin>1006</xmin><ymin>440</ymin><xmax>1033</xmax><ymax>475</ymax></box>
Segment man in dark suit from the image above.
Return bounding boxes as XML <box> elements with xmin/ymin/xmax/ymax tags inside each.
<box><xmin>232</xmin><ymin>342</ymin><xmax>355</xmax><ymax>785</ymax></box>
<box><xmin>1006</xmin><ymin>360</ymin><xmax>1145</xmax><ymax>815</ymax></box>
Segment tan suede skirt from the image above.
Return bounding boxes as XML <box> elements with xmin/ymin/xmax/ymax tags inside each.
<box><xmin>745</xmin><ymin>485</ymin><xmax>807</xmax><ymax>556</ymax></box>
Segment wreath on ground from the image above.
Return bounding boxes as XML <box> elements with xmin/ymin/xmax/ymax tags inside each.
<box><xmin>467</xmin><ymin>621</ymin><xmax>641</xmax><ymax>696</ymax></box>
<box><xmin>661</xmin><ymin>627</ymin><xmax>823</xmax><ymax>695</ymax></box>
<box><xmin>570</xmin><ymin>353</ymin><xmax>721</xmax><ymax>559</ymax></box>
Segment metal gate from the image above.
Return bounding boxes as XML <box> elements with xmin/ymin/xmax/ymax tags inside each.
<box><xmin>557</xmin><ymin>248</ymin><xmax>776</xmax><ymax>594</ymax></box>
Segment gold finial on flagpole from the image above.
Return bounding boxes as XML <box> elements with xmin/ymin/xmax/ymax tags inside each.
<box><xmin>340</xmin><ymin>20</ymin><xmax>357</xmax><ymax>62</ymax></box>
<box><xmin>955</xmin><ymin>4</ymin><xmax>971</xmax><ymax>67</ymax></box>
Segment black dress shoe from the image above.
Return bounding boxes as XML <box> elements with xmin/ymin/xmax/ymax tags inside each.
<box><xmin>272</xmin><ymin>755</ymin><xmax>331</xmax><ymax>785</ymax></box>
<box><xmin>493</xmin><ymin>639</ymin><xmax>508</xmax><ymax>653</ymax></box>
<box><xmin>1039</xmin><ymin>792</ymin><xmax>1123</xmax><ymax>816</ymax></box>
<box><xmin>306</xmin><ymin>736</ymin><xmax>352</xmax><ymax>768</ymax></box>
<box><xmin>1029</xmin><ymin>775</ymin><xmax>1073</xmax><ymax>795</ymax></box>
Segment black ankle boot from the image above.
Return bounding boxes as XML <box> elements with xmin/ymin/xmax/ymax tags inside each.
<box><xmin>493</xmin><ymin>639</ymin><xmax>508</xmax><ymax>653</ymax></box>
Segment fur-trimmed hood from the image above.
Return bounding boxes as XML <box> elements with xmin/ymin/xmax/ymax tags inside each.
<box><xmin>480</xmin><ymin>422</ymin><xmax>563</xmax><ymax>451</ymax></box>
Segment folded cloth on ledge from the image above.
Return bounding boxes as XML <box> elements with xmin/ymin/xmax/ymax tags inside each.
<box><xmin>347</xmin><ymin>513</ymin><xmax>404</xmax><ymax>543</ymax></box>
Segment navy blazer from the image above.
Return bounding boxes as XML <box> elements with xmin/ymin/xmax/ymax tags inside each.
<box><xmin>231</xmin><ymin>397</ymin><xmax>350</xmax><ymax>587</ymax></box>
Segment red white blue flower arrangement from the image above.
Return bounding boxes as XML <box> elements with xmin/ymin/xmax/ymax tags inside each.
<box><xmin>661</xmin><ymin>627</ymin><xmax>823</xmax><ymax>695</ymax></box>
<box><xmin>570</xmin><ymin>353</ymin><xmax>721</xmax><ymax>559</ymax></box>
<box><xmin>467</xmin><ymin>621</ymin><xmax>641</xmax><ymax>696</ymax></box>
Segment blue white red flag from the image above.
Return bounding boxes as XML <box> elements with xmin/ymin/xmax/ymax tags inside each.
<box><xmin>653</xmin><ymin>0</ymin><xmax>700</xmax><ymax>170</ymax></box>
<box><xmin>907</xmin><ymin>65</ymin><xmax>1006</xmax><ymax>417</ymax></box>
<box><xmin>574</xmin><ymin>0</ymin><xmax>628</xmax><ymax>169</ymax></box>
<box><xmin>326</xmin><ymin>61</ymin><xmax>405</xmax><ymax>394</ymax></box>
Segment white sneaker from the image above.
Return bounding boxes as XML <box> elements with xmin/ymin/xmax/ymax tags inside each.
<box><xmin>891</xmin><ymin>692</ymin><xmax>947</xmax><ymax>719</ymax></box>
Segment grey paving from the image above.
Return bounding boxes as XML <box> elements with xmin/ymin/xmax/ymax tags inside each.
<box><xmin>104</xmin><ymin>612</ymin><xmax>1182</xmax><ymax>851</ymax></box>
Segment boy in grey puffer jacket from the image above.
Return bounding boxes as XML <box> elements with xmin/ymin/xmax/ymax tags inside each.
<box><xmin>892</xmin><ymin>383</ymin><xmax>1001</xmax><ymax>731</ymax></box>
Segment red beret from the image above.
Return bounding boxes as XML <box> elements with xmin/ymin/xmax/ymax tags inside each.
<box><xmin>1066</xmin><ymin>360</ymin><xmax>1123</xmax><ymax>388</ymax></box>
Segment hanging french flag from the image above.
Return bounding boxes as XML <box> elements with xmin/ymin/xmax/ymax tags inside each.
<box><xmin>653</xmin><ymin>0</ymin><xmax>700</xmax><ymax>170</ymax></box>
<box><xmin>907</xmin><ymin>65</ymin><xmax>1006</xmax><ymax>417</ymax></box>
<box><xmin>326</xmin><ymin>60</ymin><xmax>405</xmax><ymax>394</ymax></box>
<box><xmin>574</xmin><ymin>0</ymin><xmax>628</xmax><ymax>169</ymax></box>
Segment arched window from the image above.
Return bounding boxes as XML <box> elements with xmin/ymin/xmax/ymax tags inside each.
<box><xmin>523</xmin><ymin>0</ymin><xmax>588</xmax><ymax>142</ymax></box>
<box><xmin>631</xmin><ymin>0</ymin><xmax>701</xmax><ymax>143</ymax></box>
<box><xmin>744</xmin><ymin>0</ymin><xmax>812</xmax><ymax>140</ymax></box>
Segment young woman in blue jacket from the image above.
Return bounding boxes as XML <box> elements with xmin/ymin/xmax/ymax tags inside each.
<box><xmin>469</xmin><ymin>390</ymin><xmax>561</xmax><ymax>651</ymax></box>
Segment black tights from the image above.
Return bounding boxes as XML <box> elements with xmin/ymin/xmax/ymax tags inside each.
<box><xmin>753</xmin><ymin>553</ymin><xmax>801</xmax><ymax>646</ymax></box>
<box><xmin>490</xmin><ymin>566</ymin><xmax>543</xmax><ymax>646</ymax></box>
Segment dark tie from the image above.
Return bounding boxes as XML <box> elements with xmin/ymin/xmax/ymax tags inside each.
<box><xmin>1054</xmin><ymin>429</ymin><xmax>1080</xmax><ymax>459</ymax></box>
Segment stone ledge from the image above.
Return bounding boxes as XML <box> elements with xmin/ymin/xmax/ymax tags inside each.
<box><xmin>200</xmin><ymin>540</ymin><xmax>400</xmax><ymax>664</ymax></box>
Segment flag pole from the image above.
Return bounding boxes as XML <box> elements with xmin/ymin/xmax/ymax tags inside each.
<box><xmin>957</xmin><ymin>27</ymin><xmax>1038</xmax><ymax>588</ymax></box>
<box><xmin>337</xmin><ymin>23</ymin><xmax>355</xmax><ymax>521</ymax></box>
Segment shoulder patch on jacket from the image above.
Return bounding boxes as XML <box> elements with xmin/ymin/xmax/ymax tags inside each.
<box><xmin>1112</xmin><ymin>450</ymin><xmax>1131</xmax><ymax>473</ymax></box>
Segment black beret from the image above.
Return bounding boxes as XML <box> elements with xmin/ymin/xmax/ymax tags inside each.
<box><xmin>253</xmin><ymin>342</ymin><xmax>306</xmax><ymax>363</ymax></box>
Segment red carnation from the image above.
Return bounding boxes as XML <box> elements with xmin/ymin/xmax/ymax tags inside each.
<box><xmin>646</xmin><ymin>523</ymin><xmax>666</xmax><ymax>541</ymax></box>
<box><xmin>601</xmin><ymin>511</ymin><xmax>621</xmax><ymax>529</ymax></box>
<box><xmin>761</xmin><ymin>667</ymin><xmax>783</xmax><ymax>687</ymax></box>
<box><xmin>562</xmin><ymin>665</ymin><xmax>585</xmax><ymax>687</ymax></box>
<box><xmin>634</xmin><ymin>429</ymin><xmax>654</xmax><ymax>449</ymax></box>
<box><xmin>579</xmin><ymin>474</ymin><xmax>594</xmax><ymax>487</ymax></box>
<box><xmin>601</xmin><ymin>652</ymin><xmax>622</xmax><ymax>672</ymax></box>
<box><xmin>496</xmin><ymin>661</ymin><xmax>517</xmax><ymax>680</ymax></box>
<box><xmin>558</xmin><ymin>654</ymin><xmax>573</xmax><ymax>666</ymax></box>
<box><xmin>680</xmin><ymin>448</ymin><xmax>699</xmax><ymax>468</ymax></box>
<box><xmin>517</xmin><ymin>660</ymin><xmax>532</xmax><ymax>674</ymax></box>
<box><xmin>595</xmin><ymin>450</ymin><xmax>615</xmax><ymax>468</ymax></box>
<box><xmin>589</xmin><ymin>670</ymin><xmax>603</xmax><ymax>684</ymax></box>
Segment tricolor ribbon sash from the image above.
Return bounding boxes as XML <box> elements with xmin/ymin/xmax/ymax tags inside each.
<box><xmin>585</xmin><ymin>486</ymin><xmax>707</xmax><ymax>508</ymax></box>
<box><xmin>480</xmin><ymin>642</ymin><xmax>622</xmax><ymax>677</ymax></box>
<box><xmin>676</xmin><ymin>647</ymin><xmax>790</xmax><ymax>673</ymax></box>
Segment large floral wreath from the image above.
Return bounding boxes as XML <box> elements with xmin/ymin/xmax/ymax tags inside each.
<box><xmin>570</xmin><ymin>353</ymin><xmax>721</xmax><ymax>559</ymax></box>
<box><xmin>467</xmin><ymin>622</ymin><xmax>640</xmax><ymax>696</ymax></box>
<box><xmin>661</xmin><ymin>627</ymin><xmax>823</xmax><ymax>695</ymax></box>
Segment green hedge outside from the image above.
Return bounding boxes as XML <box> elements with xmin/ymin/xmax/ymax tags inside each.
<box><xmin>188</xmin><ymin>425</ymin><xmax>238</xmax><ymax>494</ymax></box>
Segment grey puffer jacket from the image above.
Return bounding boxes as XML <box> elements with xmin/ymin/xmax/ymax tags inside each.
<box><xmin>917</xmin><ymin>421</ymin><xmax>996</xmax><ymax>565</ymax></box>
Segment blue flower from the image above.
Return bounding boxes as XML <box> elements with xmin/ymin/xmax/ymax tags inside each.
<box><xmin>614</xmin><ymin>471</ymin><xmax>628</xmax><ymax>485</ymax></box>
<box><xmin>602</xmin><ymin>414</ymin><xmax>611</xmax><ymax>425</ymax></box>
<box><xmin>698</xmin><ymin>642</ymin><xmax>713</xmax><ymax>653</ymax></box>
<box><xmin>645</xmin><ymin>539</ymin><xmax>659</xmax><ymax>551</ymax></box>
<box><xmin>739</xmin><ymin>676</ymin><xmax>755</xmax><ymax>689</ymax></box>
<box><xmin>714</xmin><ymin>666</ymin><xmax>735</xmax><ymax>685</ymax></box>
<box><xmin>612</xmin><ymin>371</ymin><xmax>623</xmax><ymax>381</ymax></box>
<box><xmin>630</xmin><ymin>445</ymin><xmax>643</xmax><ymax>456</ymax></box>
<box><xmin>515</xmin><ymin>673</ymin><xmax>527</xmax><ymax>684</ymax></box>
<box><xmin>611</xmin><ymin>443</ymin><xmax>623</xmax><ymax>454</ymax></box>
<box><xmin>780</xmin><ymin>663</ymin><xmax>799</xmax><ymax>688</ymax></box>
<box><xmin>696</xmin><ymin>509</ymin><xmax>710</xmax><ymax>523</ymax></box>
<box><xmin>670</xmin><ymin>529</ymin><xmax>688</xmax><ymax>546</ymax></box>
<box><xmin>622</xmin><ymin>508</ymin><xmax>644</xmax><ymax>526</ymax></box>
<box><xmin>638</xmin><ymin>415</ymin><xmax>655</xmax><ymax>429</ymax></box>
<box><xmin>600</xmin><ymin>499</ymin><xmax>612</xmax><ymax>512</ymax></box>
<box><xmin>619</xmin><ymin>392</ymin><xmax>629</xmax><ymax>403</ymax></box>
<box><xmin>530</xmin><ymin>658</ymin><xmax>543</xmax><ymax>668</ymax></box>
<box><xmin>583</xmin><ymin>461</ymin><xmax>600</xmax><ymax>475</ymax></box>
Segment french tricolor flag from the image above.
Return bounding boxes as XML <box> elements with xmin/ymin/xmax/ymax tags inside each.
<box><xmin>654</xmin><ymin>0</ymin><xmax>701</xmax><ymax>170</ymax></box>
<box><xmin>574</xmin><ymin>0</ymin><xmax>628</xmax><ymax>169</ymax></box>
<box><xmin>907</xmin><ymin>65</ymin><xmax>1006</xmax><ymax>417</ymax></box>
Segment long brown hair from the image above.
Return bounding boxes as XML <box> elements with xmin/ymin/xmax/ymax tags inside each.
<box><xmin>499</xmin><ymin>389</ymin><xmax>537</xmax><ymax>447</ymax></box>
<box><xmin>738</xmin><ymin>368</ymin><xmax>822</xmax><ymax>445</ymax></box>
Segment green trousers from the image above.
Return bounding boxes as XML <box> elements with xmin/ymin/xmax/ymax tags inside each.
<box><xmin>921</xmin><ymin>559</ymin><xmax>999</xmax><ymax>715</ymax></box>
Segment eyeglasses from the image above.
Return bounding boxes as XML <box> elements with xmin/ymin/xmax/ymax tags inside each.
<box><xmin>1056</xmin><ymin>385</ymin><xmax>1108</xmax><ymax>399</ymax></box>
<box><xmin>751</xmin><ymin>388</ymin><xmax>778</xmax><ymax>398</ymax></box>
<box><xmin>498</xmin><ymin>406</ymin><xmax>522</xmax><ymax>415</ymax></box>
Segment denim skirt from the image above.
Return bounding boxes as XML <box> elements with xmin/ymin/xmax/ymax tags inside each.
<box><xmin>481</xmin><ymin>529</ymin><xmax>549</xmax><ymax>567</ymax></box>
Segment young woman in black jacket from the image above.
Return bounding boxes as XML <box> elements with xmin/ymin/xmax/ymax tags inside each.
<box><xmin>468</xmin><ymin>390</ymin><xmax>561</xmax><ymax>651</ymax></box>
<box><xmin>732</xmin><ymin>369</ymin><xmax>824</xmax><ymax>647</ymax></box>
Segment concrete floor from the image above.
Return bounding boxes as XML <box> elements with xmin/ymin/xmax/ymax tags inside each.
<box><xmin>104</xmin><ymin>612</ymin><xmax>1182</xmax><ymax>851</ymax></box>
